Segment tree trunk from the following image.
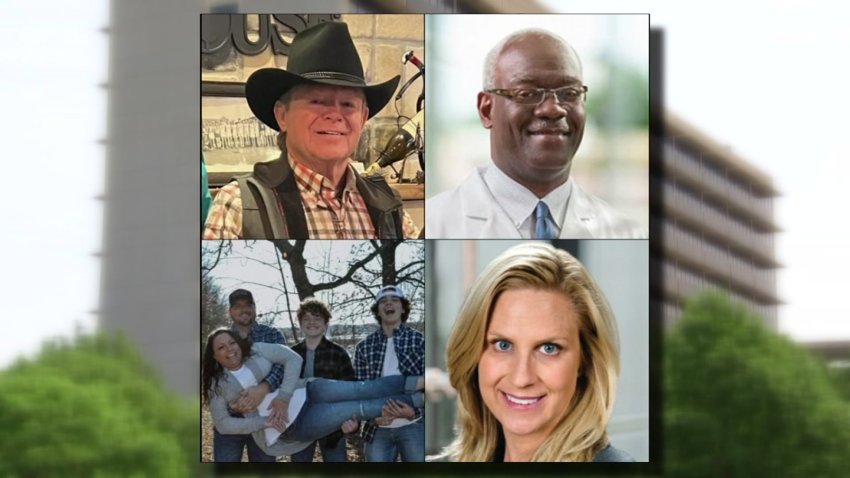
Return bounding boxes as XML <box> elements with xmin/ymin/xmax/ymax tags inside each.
<box><xmin>272</xmin><ymin>239</ymin><xmax>314</xmax><ymax>299</ymax></box>
<box><xmin>380</xmin><ymin>240</ymin><xmax>399</xmax><ymax>285</ymax></box>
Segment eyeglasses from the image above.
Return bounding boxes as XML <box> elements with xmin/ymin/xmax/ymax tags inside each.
<box><xmin>485</xmin><ymin>85</ymin><xmax>588</xmax><ymax>106</ymax></box>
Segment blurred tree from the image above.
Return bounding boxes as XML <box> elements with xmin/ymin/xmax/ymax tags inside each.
<box><xmin>0</xmin><ymin>333</ymin><xmax>198</xmax><ymax>478</ymax></box>
<box><xmin>665</xmin><ymin>292</ymin><xmax>850</xmax><ymax>477</ymax></box>
<box><xmin>829</xmin><ymin>366</ymin><xmax>850</xmax><ymax>402</ymax></box>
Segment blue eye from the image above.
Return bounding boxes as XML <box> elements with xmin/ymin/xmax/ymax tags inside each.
<box><xmin>540</xmin><ymin>343</ymin><xmax>560</xmax><ymax>355</ymax></box>
<box><xmin>494</xmin><ymin>340</ymin><xmax>512</xmax><ymax>352</ymax></box>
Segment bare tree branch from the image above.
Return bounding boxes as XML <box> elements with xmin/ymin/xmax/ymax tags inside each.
<box><xmin>205</xmin><ymin>240</ymin><xmax>425</xmax><ymax>346</ymax></box>
<box><xmin>201</xmin><ymin>241</ymin><xmax>232</xmax><ymax>278</ymax></box>
<box><xmin>312</xmin><ymin>245</ymin><xmax>385</xmax><ymax>293</ymax></box>
<box><xmin>275</xmin><ymin>246</ymin><xmax>300</xmax><ymax>344</ymax></box>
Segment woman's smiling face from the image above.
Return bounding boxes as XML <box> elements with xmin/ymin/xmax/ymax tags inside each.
<box><xmin>212</xmin><ymin>332</ymin><xmax>243</xmax><ymax>371</ymax></box>
<box><xmin>478</xmin><ymin>288</ymin><xmax>582</xmax><ymax>454</ymax></box>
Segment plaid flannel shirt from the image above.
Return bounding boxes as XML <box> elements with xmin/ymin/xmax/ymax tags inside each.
<box><xmin>354</xmin><ymin>324</ymin><xmax>425</xmax><ymax>443</ymax></box>
<box><xmin>202</xmin><ymin>156</ymin><xmax>421</xmax><ymax>239</ymax></box>
<box><xmin>231</xmin><ymin>322</ymin><xmax>286</xmax><ymax>390</ymax></box>
<box><xmin>291</xmin><ymin>336</ymin><xmax>355</xmax><ymax>381</ymax></box>
<box><xmin>292</xmin><ymin>336</ymin><xmax>355</xmax><ymax>448</ymax></box>
<box><xmin>291</xmin><ymin>159</ymin><xmax>376</xmax><ymax>239</ymax></box>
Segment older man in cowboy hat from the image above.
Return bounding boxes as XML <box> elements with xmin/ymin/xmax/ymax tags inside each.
<box><xmin>204</xmin><ymin>21</ymin><xmax>420</xmax><ymax>239</ymax></box>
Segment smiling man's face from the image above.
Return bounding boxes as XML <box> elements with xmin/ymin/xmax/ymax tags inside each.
<box><xmin>229</xmin><ymin>298</ymin><xmax>256</xmax><ymax>328</ymax></box>
<box><xmin>275</xmin><ymin>84</ymin><xmax>368</xmax><ymax>172</ymax></box>
<box><xmin>377</xmin><ymin>295</ymin><xmax>403</xmax><ymax>327</ymax></box>
<box><xmin>299</xmin><ymin>311</ymin><xmax>328</xmax><ymax>340</ymax></box>
<box><xmin>478</xmin><ymin>34</ymin><xmax>586</xmax><ymax>197</ymax></box>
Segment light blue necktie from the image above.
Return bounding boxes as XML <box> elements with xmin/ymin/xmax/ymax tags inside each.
<box><xmin>534</xmin><ymin>201</ymin><xmax>557</xmax><ymax>239</ymax></box>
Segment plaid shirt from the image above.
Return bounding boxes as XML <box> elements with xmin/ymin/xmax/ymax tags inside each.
<box><xmin>354</xmin><ymin>324</ymin><xmax>425</xmax><ymax>442</ymax></box>
<box><xmin>231</xmin><ymin>322</ymin><xmax>286</xmax><ymax>390</ymax></box>
<box><xmin>292</xmin><ymin>336</ymin><xmax>355</xmax><ymax>448</ymax></box>
<box><xmin>203</xmin><ymin>180</ymin><xmax>243</xmax><ymax>239</ymax></box>
<box><xmin>291</xmin><ymin>158</ymin><xmax>376</xmax><ymax>239</ymax></box>
<box><xmin>291</xmin><ymin>336</ymin><xmax>355</xmax><ymax>381</ymax></box>
<box><xmin>202</xmin><ymin>157</ymin><xmax>420</xmax><ymax>239</ymax></box>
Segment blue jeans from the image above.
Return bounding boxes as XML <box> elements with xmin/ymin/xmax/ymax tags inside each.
<box><xmin>364</xmin><ymin>419</ymin><xmax>425</xmax><ymax>462</ymax></box>
<box><xmin>289</xmin><ymin>436</ymin><xmax>347</xmax><ymax>462</ymax></box>
<box><xmin>283</xmin><ymin>375</ymin><xmax>423</xmax><ymax>444</ymax></box>
<box><xmin>213</xmin><ymin>428</ymin><xmax>276</xmax><ymax>462</ymax></box>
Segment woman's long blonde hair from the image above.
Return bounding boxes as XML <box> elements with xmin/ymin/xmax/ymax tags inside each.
<box><xmin>443</xmin><ymin>242</ymin><xmax>620</xmax><ymax>462</ymax></box>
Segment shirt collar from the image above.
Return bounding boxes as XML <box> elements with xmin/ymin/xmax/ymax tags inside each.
<box><xmin>375</xmin><ymin>323</ymin><xmax>409</xmax><ymax>342</ymax></box>
<box><xmin>298</xmin><ymin>335</ymin><xmax>329</xmax><ymax>350</ymax></box>
<box><xmin>288</xmin><ymin>154</ymin><xmax>358</xmax><ymax>198</ymax></box>
<box><xmin>484</xmin><ymin>166</ymin><xmax>573</xmax><ymax>229</ymax></box>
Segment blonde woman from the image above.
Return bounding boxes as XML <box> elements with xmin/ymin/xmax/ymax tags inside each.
<box><xmin>441</xmin><ymin>242</ymin><xmax>633</xmax><ymax>462</ymax></box>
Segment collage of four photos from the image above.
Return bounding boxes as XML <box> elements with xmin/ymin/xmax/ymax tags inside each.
<box><xmin>200</xmin><ymin>13</ymin><xmax>649</xmax><ymax>464</ymax></box>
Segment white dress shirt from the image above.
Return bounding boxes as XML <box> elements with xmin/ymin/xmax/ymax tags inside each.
<box><xmin>483</xmin><ymin>166</ymin><xmax>573</xmax><ymax>239</ymax></box>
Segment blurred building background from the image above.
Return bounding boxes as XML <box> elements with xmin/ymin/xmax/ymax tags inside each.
<box><xmin>100</xmin><ymin>0</ymin><xmax>206</xmax><ymax>395</ymax></box>
<box><xmin>806</xmin><ymin>340</ymin><xmax>850</xmax><ymax>369</ymax></box>
<box><xmin>656</xmin><ymin>112</ymin><xmax>782</xmax><ymax>329</ymax></box>
<box><xmin>425</xmin><ymin>240</ymin><xmax>650</xmax><ymax>461</ymax></box>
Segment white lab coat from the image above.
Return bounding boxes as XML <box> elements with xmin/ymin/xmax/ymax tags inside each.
<box><xmin>426</xmin><ymin>168</ymin><xmax>646</xmax><ymax>239</ymax></box>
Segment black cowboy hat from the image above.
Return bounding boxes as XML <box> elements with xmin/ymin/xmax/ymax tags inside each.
<box><xmin>246</xmin><ymin>21</ymin><xmax>400</xmax><ymax>131</ymax></box>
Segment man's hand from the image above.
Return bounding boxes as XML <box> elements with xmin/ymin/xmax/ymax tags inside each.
<box><xmin>341</xmin><ymin>415</ymin><xmax>359</xmax><ymax>434</ymax></box>
<box><xmin>230</xmin><ymin>382</ymin><xmax>270</xmax><ymax>414</ymax></box>
<box><xmin>378</xmin><ymin>399</ymin><xmax>415</xmax><ymax>424</ymax></box>
<box><xmin>383</xmin><ymin>399</ymin><xmax>415</xmax><ymax>419</ymax></box>
<box><xmin>373</xmin><ymin>416</ymin><xmax>393</xmax><ymax>426</ymax></box>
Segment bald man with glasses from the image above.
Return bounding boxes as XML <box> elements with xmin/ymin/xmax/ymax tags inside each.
<box><xmin>426</xmin><ymin>28</ymin><xmax>645</xmax><ymax>239</ymax></box>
